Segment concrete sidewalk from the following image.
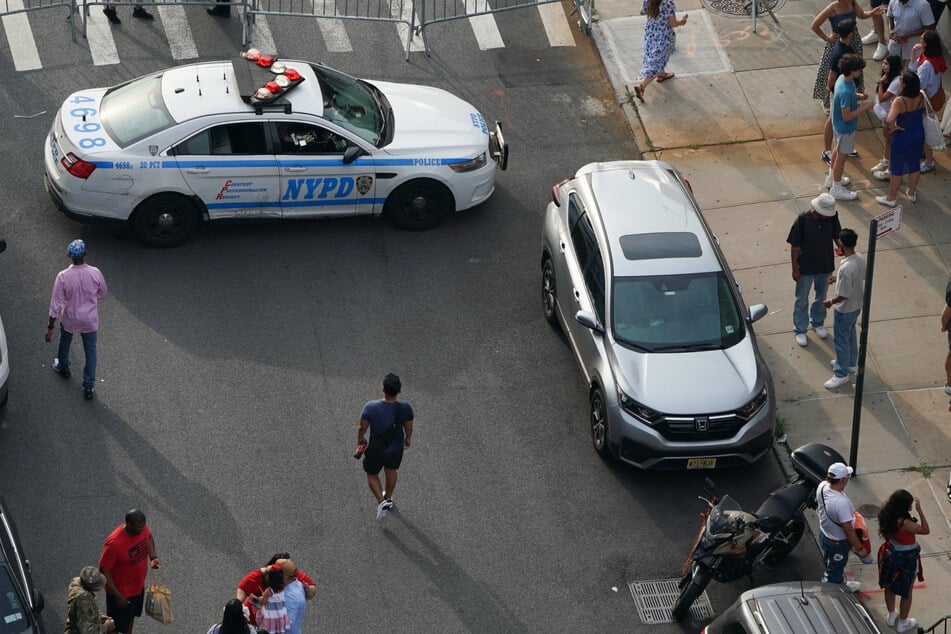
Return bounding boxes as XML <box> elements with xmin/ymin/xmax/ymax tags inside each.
<box><xmin>587</xmin><ymin>0</ymin><xmax>951</xmax><ymax>629</ymax></box>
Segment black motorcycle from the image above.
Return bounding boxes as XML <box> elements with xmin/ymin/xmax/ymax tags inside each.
<box><xmin>671</xmin><ymin>443</ymin><xmax>846</xmax><ymax>621</ymax></box>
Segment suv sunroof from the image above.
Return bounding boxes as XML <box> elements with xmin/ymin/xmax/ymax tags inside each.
<box><xmin>619</xmin><ymin>232</ymin><xmax>702</xmax><ymax>260</ymax></box>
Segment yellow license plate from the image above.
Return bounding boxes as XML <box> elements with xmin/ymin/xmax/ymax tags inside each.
<box><xmin>687</xmin><ymin>458</ymin><xmax>717</xmax><ymax>469</ymax></box>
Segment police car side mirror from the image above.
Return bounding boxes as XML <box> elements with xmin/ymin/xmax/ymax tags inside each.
<box><xmin>343</xmin><ymin>146</ymin><xmax>364</xmax><ymax>164</ymax></box>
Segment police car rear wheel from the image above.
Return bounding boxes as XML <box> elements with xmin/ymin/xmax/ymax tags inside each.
<box><xmin>132</xmin><ymin>194</ymin><xmax>199</xmax><ymax>248</ymax></box>
<box><xmin>384</xmin><ymin>180</ymin><xmax>452</xmax><ymax>231</ymax></box>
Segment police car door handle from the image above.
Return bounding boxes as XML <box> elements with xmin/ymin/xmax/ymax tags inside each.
<box><xmin>283</xmin><ymin>166</ymin><xmax>308</xmax><ymax>173</ymax></box>
<box><xmin>185</xmin><ymin>167</ymin><xmax>210</xmax><ymax>174</ymax></box>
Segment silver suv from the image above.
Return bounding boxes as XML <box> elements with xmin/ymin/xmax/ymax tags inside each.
<box><xmin>541</xmin><ymin>161</ymin><xmax>775</xmax><ymax>469</ymax></box>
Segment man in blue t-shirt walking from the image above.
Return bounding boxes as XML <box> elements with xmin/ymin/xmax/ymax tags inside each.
<box><xmin>357</xmin><ymin>373</ymin><xmax>415</xmax><ymax>522</ymax></box>
<box><xmin>828</xmin><ymin>54</ymin><xmax>875</xmax><ymax>200</ymax></box>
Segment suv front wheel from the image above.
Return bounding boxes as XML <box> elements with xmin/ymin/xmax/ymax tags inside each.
<box><xmin>590</xmin><ymin>387</ymin><xmax>611</xmax><ymax>459</ymax></box>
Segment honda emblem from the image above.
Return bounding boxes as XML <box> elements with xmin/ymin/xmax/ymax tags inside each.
<box><xmin>695</xmin><ymin>416</ymin><xmax>709</xmax><ymax>432</ymax></box>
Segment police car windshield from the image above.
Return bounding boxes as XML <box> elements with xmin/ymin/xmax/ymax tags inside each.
<box><xmin>310</xmin><ymin>64</ymin><xmax>385</xmax><ymax>147</ymax></box>
<box><xmin>100</xmin><ymin>73</ymin><xmax>175</xmax><ymax>148</ymax></box>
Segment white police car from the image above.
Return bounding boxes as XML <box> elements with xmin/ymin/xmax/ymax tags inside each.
<box><xmin>45</xmin><ymin>53</ymin><xmax>509</xmax><ymax>247</ymax></box>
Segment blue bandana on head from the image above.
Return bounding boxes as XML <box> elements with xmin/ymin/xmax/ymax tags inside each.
<box><xmin>67</xmin><ymin>239</ymin><xmax>86</xmax><ymax>259</ymax></box>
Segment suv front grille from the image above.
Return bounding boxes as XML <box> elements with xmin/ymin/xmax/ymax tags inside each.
<box><xmin>658</xmin><ymin>413</ymin><xmax>742</xmax><ymax>441</ymax></box>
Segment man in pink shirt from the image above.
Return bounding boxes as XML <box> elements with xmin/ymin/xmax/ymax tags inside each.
<box><xmin>45</xmin><ymin>239</ymin><xmax>108</xmax><ymax>400</ymax></box>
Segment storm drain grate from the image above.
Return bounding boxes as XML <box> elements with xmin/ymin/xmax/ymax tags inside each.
<box><xmin>700</xmin><ymin>0</ymin><xmax>785</xmax><ymax>19</ymax></box>
<box><xmin>628</xmin><ymin>578</ymin><xmax>714</xmax><ymax>624</ymax></box>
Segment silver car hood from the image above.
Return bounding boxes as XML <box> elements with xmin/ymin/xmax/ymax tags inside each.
<box><xmin>613</xmin><ymin>337</ymin><xmax>759</xmax><ymax>414</ymax></box>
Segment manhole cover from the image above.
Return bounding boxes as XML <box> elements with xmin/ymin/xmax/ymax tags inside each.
<box><xmin>700</xmin><ymin>0</ymin><xmax>785</xmax><ymax>18</ymax></box>
<box><xmin>857</xmin><ymin>503</ymin><xmax>880</xmax><ymax>517</ymax></box>
<box><xmin>628</xmin><ymin>578</ymin><xmax>714</xmax><ymax>624</ymax></box>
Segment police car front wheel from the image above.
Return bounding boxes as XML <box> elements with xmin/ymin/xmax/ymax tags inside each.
<box><xmin>384</xmin><ymin>179</ymin><xmax>453</xmax><ymax>231</ymax></box>
<box><xmin>132</xmin><ymin>194</ymin><xmax>200</xmax><ymax>248</ymax></box>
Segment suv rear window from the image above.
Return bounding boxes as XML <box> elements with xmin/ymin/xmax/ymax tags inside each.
<box><xmin>612</xmin><ymin>272</ymin><xmax>744</xmax><ymax>351</ymax></box>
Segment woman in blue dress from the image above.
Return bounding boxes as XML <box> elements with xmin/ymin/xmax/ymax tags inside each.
<box><xmin>633</xmin><ymin>0</ymin><xmax>688</xmax><ymax>102</ymax></box>
<box><xmin>876</xmin><ymin>71</ymin><xmax>925</xmax><ymax>207</ymax></box>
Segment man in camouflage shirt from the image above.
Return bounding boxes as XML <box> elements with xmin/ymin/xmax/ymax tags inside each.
<box><xmin>66</xmin><ymin>566</ymin><xmax>115</xmax><ymax>634</ymax></box>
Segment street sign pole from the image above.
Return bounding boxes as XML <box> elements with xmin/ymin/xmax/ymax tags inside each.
<box><xmin>849</xmin><ymin>218</ymin><xmax>878</xmax><ymax>472</ymax></box>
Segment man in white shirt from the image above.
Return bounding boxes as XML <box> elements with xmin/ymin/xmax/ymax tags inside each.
<box><xmin>824</xmin><ymin>229</ymin><xmax>867</xmax><ymax>389</ymax></box>
<box><xmin>816</xmin><ymin>462</ymin><xmax>869</xmax><ymax>591</ymax></box>
<box><xmin>886</xmin><ymin>0</ymin><xmax>935</xmax><ymax>60</ymax></box>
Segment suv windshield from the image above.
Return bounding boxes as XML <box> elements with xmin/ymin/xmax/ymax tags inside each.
<box><xmin>0</xmin><ymin>566</ymin><xmax>31</xmax><ymax>634</ymax></box>
<box><xmin>100</xmin><ymin>73</ymin><xmax>174</xmax><ymax>148</ymax></box>
<box><xmin>612</xmin><ymin>272</ymin><xmax>744</xmax><ymax>352</ymax></box>
<box><xmin>310</xmin><ymin>64</ymin><xmax>386</xmax><ymax>146</ymax></box>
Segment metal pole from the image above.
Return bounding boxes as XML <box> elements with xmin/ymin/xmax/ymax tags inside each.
<box><xmin>849</xmin><ymin>218</ymin><xmax>878</xmax><ymax>471</ymax></box>
<box><xmin>752</xmin><ymin>0</ymin><xmax>757</xmax><ymax>32</ymax></box>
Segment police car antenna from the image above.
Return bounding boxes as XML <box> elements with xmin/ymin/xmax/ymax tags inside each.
<box><xmin>196</xmin><ymin>72</ymin><xmax>202</xmax><ymax>97</ymax></box>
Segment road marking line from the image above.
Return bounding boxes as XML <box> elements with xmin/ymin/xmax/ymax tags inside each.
<box><xmin>73</xmin><ymin>2</ymin><xmax>120</xmax><ymax>66</ymax></box>
<box><xmin>157</xmin><ymin>5</ymin><xmax>198</xmax><ymax>59</ymax></box>
<box><xmin>537</xmin><ymin>2</ymin><xmax>574</xmax><ymax>47</ymax></box>
<box><xmin>390</xmin><ymin>0</ymin><xmax>424</xmax><ymax>52</ymax></box>
<box><xmin>1</xmin><ymin>0</ymin><xmax>42</xmax><ymax>71</ymax></box>
<box><xmin>466</xmin><ymin>0</ymin><xmax>503</xmax><ymax>50</ymax></box>
<box><xmin>317</xmin><ymin>18</ymin><xmax>351</xmax><ymax>52</ymax></box>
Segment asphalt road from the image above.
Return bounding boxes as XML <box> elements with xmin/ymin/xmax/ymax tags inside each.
<box><xmin>0</xmin><ymin>6</ymin><xmax>823</xmax><ymax>632</ymax></box>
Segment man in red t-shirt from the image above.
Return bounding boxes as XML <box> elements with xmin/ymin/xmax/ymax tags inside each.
<box><xmin>98</xmin><ymin>509</ymin><xmax>160</xmax><ymax>634</ymax></box>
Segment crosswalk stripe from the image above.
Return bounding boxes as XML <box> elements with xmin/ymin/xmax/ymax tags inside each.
<box><xmin>157</xmin><ymin>5</ymin><xmax>198</xmax><ymax>60</ymax></box>
<box><xmin>1</xmin><ymin>0</ymin><xmax>41</xmax><ymax>71</ymax></box>
<box><xmin>537</xmin><ymin>2</ymin><xmax>574</xmax><ymax>47</ymax></box>
<box><xmin>390</xmin><ymin>0</ymin><xmax>424</xmax><ymax>52</ymax></box>
<box><xmin>316</xmin><ymin>18</ymin><xmax>352</xmax><ymax>52</ymax></box>
<box><xmin>466</xmin><ymin>0</ymin><xmax>504</xmax><ymax>50</ymax></box>
<box><xmin>73</xmin><ymin>3</ymin><xmax>120</xmax><ymax>66</ymax></box>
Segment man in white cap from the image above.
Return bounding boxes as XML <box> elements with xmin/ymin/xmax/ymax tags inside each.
<box><xmin>787</xmin><ymin>194</ymin><xmax>842</xmax><ymax>348</ymax></box>
<box><xmin>46</xmin><ymin>239</ymin><xmax>108</xmax><ymax>401</ymax></box>
<box><xmin>816</xmin><ymin>462</ymin><xmax>869</xmax><ymax>591</ymax></box>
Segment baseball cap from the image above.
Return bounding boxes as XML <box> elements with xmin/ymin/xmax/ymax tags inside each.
<box><xmin>67</xmin><ymin>239</ymin><xmax>86</xmax><ymax>259</ymax></box>
<box><xmin>79</xmin><ymin>565</ymin><xmax>105</xmax><ymax>591</ymax></box>
<box><xmin>828</xmin><ymin>462</ymin><xmax>854</xmax><ymax>479</ymax></box>
<box><xmin>811</xmin><ymin>193</ymin><xmax>838</xmax><ymax>217</ymax></box>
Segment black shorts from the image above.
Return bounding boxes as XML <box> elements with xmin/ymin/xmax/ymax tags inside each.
<box><xmin>106</xmin><ymin>590</ymin><xmax>144</xmax><ymax>633</ymax></box>
<box><xmin>362</xmin><ymin>448</ymin><xmax>403</xmax><ymax>474</ymax></box>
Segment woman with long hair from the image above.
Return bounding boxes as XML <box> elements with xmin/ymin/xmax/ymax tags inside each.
<box><xmin>206</xmin><ymin>599</ymin><xmax>255</xmax><ymax>634</ymax></box>
<box><xmin>877</xmin><ymin>71</ymin><xmax>926</xmax><ymax>206</ymax></box>
<box><xmin>811</xmin><ymin>0</ymin><xmax>882</xmax><ymax>111</ymax></box>
<box><xmin>910</xmin><ymin>30</ymin><xmax>946</xmax><ymax>173</ymax></box>
<box><xmin>877</xmin><ymin>489</ymin><xmax>930</xmax><ymax>633</ymax></box>
<box><xmin>871</xmin><ymin>55</ymin><xmax>904</xmax><ymax>179</ymax></box>
<box><xmin>632</xmin><ymin>0</ymin><xmax>688</xmax><ymax>102</ymax></box>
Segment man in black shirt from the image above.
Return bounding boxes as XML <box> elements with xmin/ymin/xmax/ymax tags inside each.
<box><xmin>787</xmin><ymin>193</ymin><xmax>842</xmax><ymax>347</ymax></box>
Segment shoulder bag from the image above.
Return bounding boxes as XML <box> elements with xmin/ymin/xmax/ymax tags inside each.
<box><xmin>922</xmin><ymin>90</ymin><xmax>946</xmax><ymax>150</ymax></box>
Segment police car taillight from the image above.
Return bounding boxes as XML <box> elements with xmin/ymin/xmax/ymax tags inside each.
<box><xmin>61</xmin><ymin>152</ymin><xmax>96</xmax><ymax>179</ymax></box>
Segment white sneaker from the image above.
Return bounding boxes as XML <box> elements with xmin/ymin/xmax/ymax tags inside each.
<box><xmin>896</xmin><ymin>618</ymin><xmax>918</xmax><ymax>633</ymax></box>
<box><xmin>886</xmin><ymin>612</ymin><xmax>898</xmax><ymax>627</ymax></box>
<box><xmin>873</xmin><ymin>42</ymin><xmax>888</xmax><ymax>61</ymax></box>
<box><xmin>871</xmin><ymin>158</ymin><xmax>889</xmax><ymax>172</ymax></box>
<box><xmin>830</xmin><ymin>184</ymin><xmax>857</xmax><ymax>200</ymax></box>
<box><xmin>861</xmin><ymin>30</ymin><xmax>878</xmax><ymax>44</ymax></box>
<box><xmin>906</xmin><ymin>189</ymin><xmax>917</xmax><ymax>203</ymax></box>
<box><xmin>824</xmin><ymin>175</ymin><xmax>851</xmax><ymax>188</ymax></box>
<box><xmin>376</xmin><ymin>500</ymin><xmax>389</xmax><ymax>522</ymax></box>
<box><xmin>944</xmin><ymin>383</ymin><xmax>951</xmax><ymax>395</ymax></box>
<box><xmin>875</xmin><ymin>195</ymin><xmax>897</xmax><ymax>207</ymax></box>
<box><xmin>825</xmin><ymin>374</ymin><xmax>850</xmax><ymax>389</ymax></box>
<box><xmin>814</xmin><ymin>325</ymin><xmax>828</xmax><ymax>339</ymax></box>
<box><xmin>873</xmin><ymin>169</ymin><xmax>891</xmax><ymax>181</ymax></box>
<box><xmin>843</xmin><ymin>580</ymin><xmax>862</xmax><ymax>592</ymax></box>
<box><xmin>796</xmin><ymin>333</ymin><xmax>808</xmax><ymax>347</ymax></box>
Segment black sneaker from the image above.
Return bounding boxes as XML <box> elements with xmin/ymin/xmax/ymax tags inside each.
<box><xmin>84</xmin><ymin>386</ymin><xmax>94</xmax><ymax>400</ymax></box>
<box><xmin>103</xmin><ymin>7</ymin><xmax>121</xmax><ymax>23</ymax></box>
<box><xmin>52</xmin><ymin>358</ymin><xmax>71</xmax><ymax>378</ymax></box>
<box><xmin>132</xmin><ymin>7</ymin><xmax>154</xmax><ymax>19</ymax></box>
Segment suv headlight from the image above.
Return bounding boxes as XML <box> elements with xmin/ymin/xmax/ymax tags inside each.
<box><xmin>736</xmin><ymin>386</ymin><xmax>769</xmax><ymax>421</ymax></box>
<box><xmin>616</xmin><ymin>386</ymin><xmax>663</xmax><ymax>425</ymax></box>
<box><xmin>449</xmin><ymin>152</ymin><xmax>487</xmax><ymax>173</ymax></box>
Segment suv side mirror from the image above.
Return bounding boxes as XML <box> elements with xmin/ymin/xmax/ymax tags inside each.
<box><xmin>0</xmin><ymin>238</ymin><xmax>6</xmax><ymax>254</ymax></box>
<box><xmin>748</xmin><ymin>304</ymin><xmax>767</xmax><ymax>323</ymax></box>
<box><xmin>574</xmin><ymin>310</ymin><xmax>603</xmax><ymax>334</ymax></box>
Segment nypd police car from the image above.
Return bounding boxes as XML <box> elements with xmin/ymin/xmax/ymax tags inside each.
<box><xmin>45</xmin><ymin>53</ymin><xmax>508</xmax><ymax>247</ymax></box>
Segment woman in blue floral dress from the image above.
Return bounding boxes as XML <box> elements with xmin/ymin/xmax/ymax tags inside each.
<box><xmin>634</xmin><ymin>0</ymin><xmax>688</xmax><ymax>102</ymax></box>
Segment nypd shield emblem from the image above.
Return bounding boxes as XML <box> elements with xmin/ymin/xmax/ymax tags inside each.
<box><xmin>356</xmin><ymin>175</ymin><xmax>373</xmax><ymax>195</ymax></box>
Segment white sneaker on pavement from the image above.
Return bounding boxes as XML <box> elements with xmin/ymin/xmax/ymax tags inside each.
<box><xmin>824</xmin><ymin>175</ymin><xmax>851</xmax><ymax>188</ymax></box>
<box><xmin>944</xmin><ymin>383</ymin><xmax>951</xmax><ymax>395</ymax></box>
<box><xmin>861</xmin><ymin>30</ymin><xmax>878</xmax><ymax>44</ymax></box>
<box><xmin>376</xmin><ymin>500</ymin><xmax>389</xmax><ymax>521</ymax></box>
<box><xmin>875</xmin><ymin>195</ymin><xmax>897</xmax><ymax>207</ymax></box>
<box><xmin>796</xmin><ymin>333</ymin><xmax>808</xmax><ymax>347</ymax></box>
<box><xmin>886</xmin><ymin>612</ymin><xmax>898</xmax><ymax>627</ymax></box>
<box><xmin>830</xmin><ymin>184</ymin><xmax>857</xmax><ymax>200</ymax></box>
<box><xmin>873</xmin><ymin>42</ymin><xmax>888</xmax><ymax>61</ymax></box>
<box><xmin>896</xmin><ymin>617</ymin><xmax>918</xmax><ymax>633</ymax></box>
<box><xmin>825</xmin><ymin>374</ymin><xmax>850</xmax><ymax>389</ymax></box>
<box><xmin>873</xmin><ymin>169</ymin><xmax>891</xmax><ymax>181</ymax></box>
<box><xmin>871</xmin><ymin>158</ymin><xmax>889</xmax><ymax>172</ymax></box>
<box><xmin>814</xmin><ymin>325</ymin><xmax>828</xmax><ymax>339</ymax></box>
<box><xmin>843</xmin><ymin>580</ymin><xmax>861</xmax><ymax>593</ymax></box>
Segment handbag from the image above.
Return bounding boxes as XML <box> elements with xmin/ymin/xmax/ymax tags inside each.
<box><xmin>921</xmin><ymin>91</ymin><xmax>946</xmax><ymax>150</ymax></box>
<box><xmin>145</xmin><ymin>568</ymin><xmax>174</xmax><ymax>624</ymax></box>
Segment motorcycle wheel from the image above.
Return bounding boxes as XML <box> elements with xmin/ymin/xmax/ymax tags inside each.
<box><xmin>672</xmin><ymin>566</ymin><xmax>709</xmax><ymax>622</ymax></box>
<box><xmin>764</xmin><ymin>517</ymin><xmax>806</xmax><ymax>565</ymax></box>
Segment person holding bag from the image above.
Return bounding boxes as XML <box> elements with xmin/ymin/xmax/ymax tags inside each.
<box><xmin>910</xmin><ymin>30</ymin><xmax>947</xmax><ymax>171</ymax></box>
<box><xmin>877</xmin><ymin>489</ymin><xmax>930</xmax><ymax>633</ymax></box>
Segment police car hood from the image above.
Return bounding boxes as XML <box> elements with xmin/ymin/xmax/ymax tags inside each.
<box><xmin>373</xmin><ymin>81</ymin><xmax>489</xmax><ymax>153</ymax></box>
<box><xmin>612</xmin><ymin>337</ymin><xmax>759</xmax><ymax>414</ymax></box>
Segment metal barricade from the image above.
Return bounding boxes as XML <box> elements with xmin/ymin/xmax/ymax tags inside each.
<box><xmin>78</xmin><ymin>0</ymin><xmax>249</xmax><ymax>40</ymax></box>
<box><xmin>1</xmin><ymin>0</ymin><xmax>76</xmax><ymax>42</ymax></box>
